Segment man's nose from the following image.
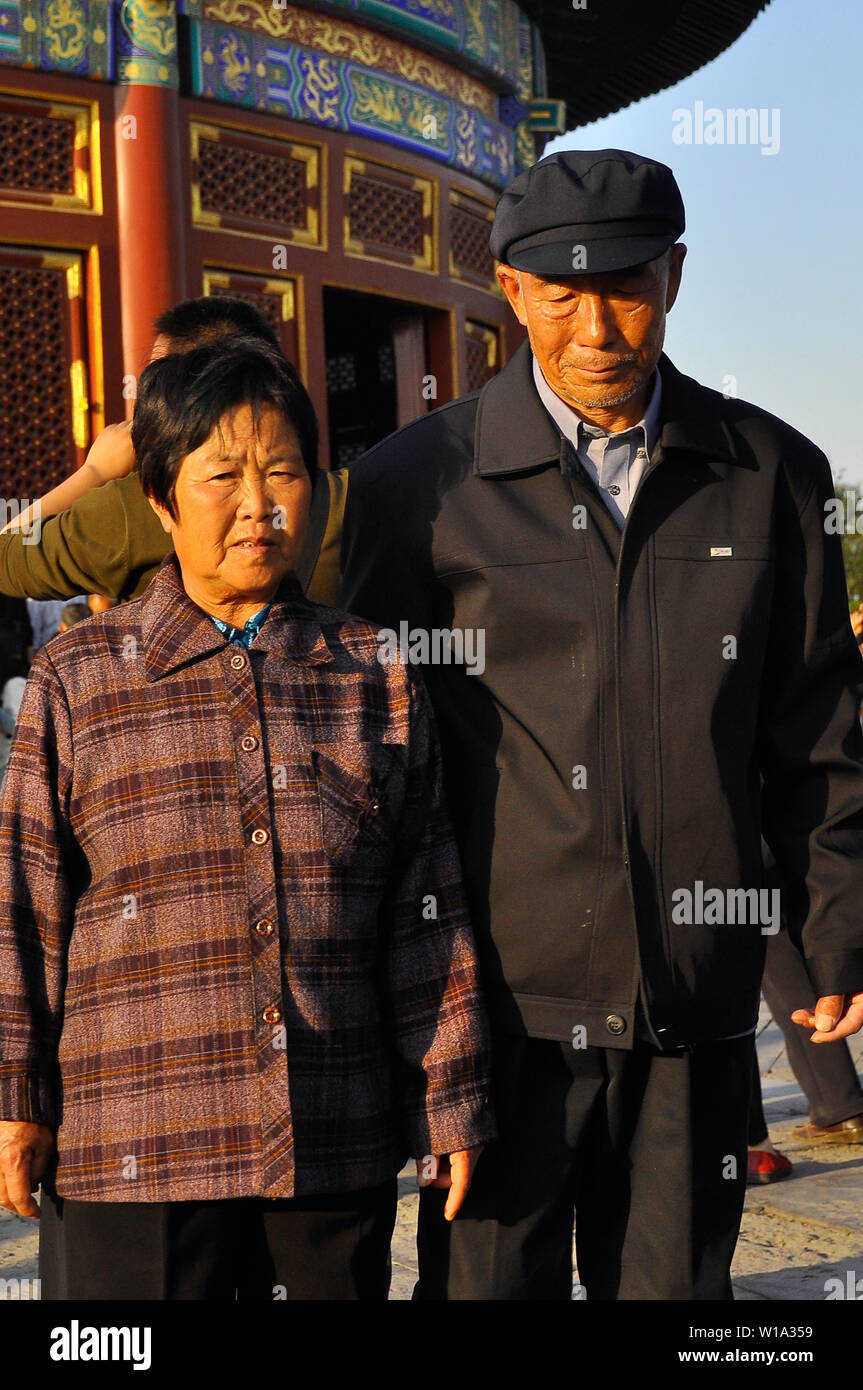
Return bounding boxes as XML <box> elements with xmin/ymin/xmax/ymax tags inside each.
<box><xmin>572</xmin><ymin>293</ymin><xmax>617</xmax><ymax>348</ymax></box>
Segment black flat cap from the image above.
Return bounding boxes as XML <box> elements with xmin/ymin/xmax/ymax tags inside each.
<box><xmin>490</xmin><ymin>148</ymin><xmax>685</xmax><ymax>276</ymax></box>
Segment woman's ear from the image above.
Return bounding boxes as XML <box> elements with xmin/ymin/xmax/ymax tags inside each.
<box><xmin>147</xmin><ymin>495</ymin><xmax>174</xmax><ymax>537</ymax></box>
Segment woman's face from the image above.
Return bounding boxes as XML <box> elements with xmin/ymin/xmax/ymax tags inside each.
<box><xmin>149</xmin><ymin>403</ymin><xmax>312</xmax><ymax>626</ymax></box>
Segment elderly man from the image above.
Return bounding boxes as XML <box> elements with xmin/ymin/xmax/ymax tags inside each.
<box><xmin>339</xmin><ymin>149</ymin><xmax>863</xmax><ymax>1300</ymax></box>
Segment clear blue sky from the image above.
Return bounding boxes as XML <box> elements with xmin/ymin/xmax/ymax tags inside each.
<box><xmin>545</xmin><ymin>0</ymin><xmax>863</xmax><ymax>485</ymax></box>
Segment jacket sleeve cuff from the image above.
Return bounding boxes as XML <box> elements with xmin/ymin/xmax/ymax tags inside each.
<box><xmin>804</xmin><ymin>950</ymin><xmax>863</xmax><ymax>1000</ymax></box>
<box><xmin>0</xmin><ymin>1066</ymin><xmax>58</xmax><ymax>1126</ymax></box>
<box><xmin>404</xmin><ymin>1096</ymin><xmax>497</xmax><ymax>1158</ymax></box>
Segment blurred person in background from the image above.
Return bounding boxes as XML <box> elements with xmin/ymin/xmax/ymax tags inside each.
<box><xmin>86</xmin><ymin>595</ymin><xmax>115</xmax><ymax>617</ymax></box>
<box><xmin>58</xmin><ymin>602</ymin><xmax>91</xmax><ymax>634</ymax></box>
<box><xmin>0</xmin><ymin>596</ymin><xmax>31</xmax><ymax>787</ymax></box>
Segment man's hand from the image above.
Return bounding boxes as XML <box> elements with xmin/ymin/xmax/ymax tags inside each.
<box><xmin>415</xmin><ymin>1146</ymin><xmax>484</xmax><ymax>1221</ymax></box>
<box><xmin>0</xmin><ymin>1121</ymin><xmax>55</xmax><ymax>1218</ymax></box>
<box><xmin>792</xmin><ymin>992</ymin><xmax>863</xmax><ymax>1043</ymax></box>
<box><xmin>82</xmin><ymin>420</ymin><xmax>135</xmax><ymax>483</ymax></box>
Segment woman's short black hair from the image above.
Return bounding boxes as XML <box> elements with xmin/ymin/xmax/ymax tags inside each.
<box><xmin>133</xmin><ymin>337</ymin><xmax>318</xmax><ymax>520</ymax></box>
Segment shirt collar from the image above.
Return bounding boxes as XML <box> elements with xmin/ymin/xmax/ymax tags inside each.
<box><xmin>140</xmin><ymin>554</ymin><xmax>334</xmax><ymax>682</ymax></box>
<box><xmin>206</xmin><ymin>603</ymin><xmax>273</xmax><ymax>649</ymax></box>
<box><xmin>473</xmin><ymin>342</ymin><xmax>736</xmax><ymax>479</ymax></box>
<box><xmin>532</xmin><ymin>354</ymin><xmax>663</xmax><ymax>460</ymax></box>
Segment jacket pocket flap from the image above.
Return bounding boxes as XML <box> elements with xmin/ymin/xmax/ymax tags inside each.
<box><xmin>311</xmin><ymin>743</ymin><xmax>407</xmax><ymax>861</ymax></box>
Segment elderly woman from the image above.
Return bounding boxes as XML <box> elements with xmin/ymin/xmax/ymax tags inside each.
<box><xmin>0</xmin><ymin>339</ymin><xmax>494</xmax><ymax>1300</ymax></box>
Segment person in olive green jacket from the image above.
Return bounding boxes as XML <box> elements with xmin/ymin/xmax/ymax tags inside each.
<box><xmin>0</xmin><ymin>296</ymin><xmax>346</xmax><ymax>608</ymax></box>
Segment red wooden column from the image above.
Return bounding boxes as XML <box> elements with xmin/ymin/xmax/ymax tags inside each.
<box><xmin>114</xmin><ymin>73</ymin><xmax>186</xmax><ymax>406</ymax></box>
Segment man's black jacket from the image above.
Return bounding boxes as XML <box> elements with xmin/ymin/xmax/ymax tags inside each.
<box><xmin>341</xmin><ymin>341</ymin><xmax>863</xmax><ymax>1050</ymax></box>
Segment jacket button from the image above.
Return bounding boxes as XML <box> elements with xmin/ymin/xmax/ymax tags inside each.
<box><xmin>262</xmin><ymin>1005</ymin><xmax>281</xmax><ymax>1025</ymax></box>
<box><xmin>255</xmin><ymin>918</ymin><xmax>274</xmax><ymax>937</ymax></box>
<box><xmin>251</xmin><ymin>828</ymin><xmax>269</xmax><ymax>845</ymax></box>
<box><xmin>230</xmin><ymin>653</ymin><xmax>246</xmax><ymax>670</ymax></box>
<box><xmin>606</xmin><ymin>1014</ymin><xmax>626</xmax><ymax>1036</ymax></box>
<box><xmin>241</xmin><ymin>735</ymin><xmax>258</xmax><ymax>752</ymax></box>
<box><xmin>367</xmin><ymin>799</ymin><xmax>381</xmax><ymax>816</ymax></box>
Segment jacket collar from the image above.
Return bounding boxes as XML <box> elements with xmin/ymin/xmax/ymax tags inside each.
<box><xmin>141</xmin><ymin>553</ymin><xmax>334</xmax><ymax>682</ymax></box>
<box><xmin>474</xmin><ymin>340</ymin><xmax>737</xmax><ymax>478</ymax></box>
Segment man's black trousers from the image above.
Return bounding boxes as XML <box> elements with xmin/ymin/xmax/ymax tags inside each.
<box><xmin>415</xmin><ymin>1034</ymin><xmax>752</xmax><ymax>1301</ymax></box>
<box><xmin>39</xmin><ymin>1179</ymin><xmax>397</xmax><ymax>1300</ymax></box>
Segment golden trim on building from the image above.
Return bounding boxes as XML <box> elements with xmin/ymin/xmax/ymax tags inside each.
<box><xmin>202</xmin><ymin>0</ymin><xmax>495</xmax><ymax>115</ymax></box>
<box><xmin>87</xmin><ymin>243</ymin><xmax>106</xmax><ymax>435</ymax></box>
<box><xmin>466</xmin><ymin>319</ymin><xmax>499</xmax><ymax>370</ymax></box>
<box><xmin>69</xmin><ymin>358</ymin><xmax>89</xmax><ymax>449</ymax></box>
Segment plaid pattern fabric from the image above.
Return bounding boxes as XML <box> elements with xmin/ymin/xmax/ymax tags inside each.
<box><xmin>0</xmin><ymin>554</ymin><xmax>494</xmax><ymax>1202</ymax></box>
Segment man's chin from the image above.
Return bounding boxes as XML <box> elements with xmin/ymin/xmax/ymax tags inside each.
<box><xmin>559</xmin><ymin>374</ymin><xmax>644</xmax><ymax>411</ymax></box>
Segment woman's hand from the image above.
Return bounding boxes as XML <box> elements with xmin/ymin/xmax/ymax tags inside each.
<box><xmin>416</xmin><ymin>1145</ymin><xmax>484</xmax><ymax>1221</ymax></box>
<box><xmin>0</xmin><ymin>1121</ymin><xmax>55</xmax><ymax>1218</ymax></box>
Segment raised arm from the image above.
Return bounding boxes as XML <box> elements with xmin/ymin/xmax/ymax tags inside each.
<box><xmin>0</xmin><ymin>423</ymin><xmax>137</xmax><ymax>538</ymax></box>
<box><xmin>0</xmin><ymin>473</ymin><xmax>169</xmax><ymax>601</ymax></box>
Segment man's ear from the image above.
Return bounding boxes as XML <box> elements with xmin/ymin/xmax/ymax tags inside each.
<box><xmin>665</xmin><ymin>242</ymin><xmax>686</xmax><ymax>312</ymax></box>
<box><xmin>147</xmin><ymin>494</ymin><xmax>174</xmax><ymax>536</ymax></box>
<box><xmin>496</xmin><ymin>264</ymin><xmax>528</xmax><ymax>327</ymax></box>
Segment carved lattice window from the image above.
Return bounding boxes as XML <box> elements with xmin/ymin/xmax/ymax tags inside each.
<box><xmin>464</xmin><ymin>320</ymin><xmax>499</xmax><ymax>393</ymax></box>
<box><xmin>0</xmin><ymin>253</ymin><xmax>85</xmax><ymax>499</ymax></box>
<box><xmin>0</xmin><ymin>109</ymin><xmax>75</xmax><ymax>197</ymax></box>
<box><xmin>344</xmin><ymin>158</ymin><xmax>435</xmax><ymax>270</ymax></box>
<box><xmin>450</xmin><ymin>198</ymin><xmax>495</xmax><ymax>285</ymax></box>
<box><xmin>202</xmin><ymin>270</ymin><xmax>301</xmax><ymax>373</ymax></box>
<box><xmin>198</xmin><ymin>138</ymin><xmax>304</xmax><ymax>226</ymax></box>
<box><xmin>349</xmin><ymin>175</ymin><xmax>424</xmax><ymax>255</ymax></box>
<box><xmin>0</xmin><ymin>96</ymin><xmax>92</xmax><ymax>210</ymax></box>
<box><xmin>191</xmin><ymin>123</ymin><xmax>319</xmax><ymax>243</ymax></box>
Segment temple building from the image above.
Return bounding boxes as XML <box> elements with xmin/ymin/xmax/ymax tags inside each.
<box><xmin>0</xmin><ymin>0</ymin><xmax>769</xmax><ymax>492</ymax></box>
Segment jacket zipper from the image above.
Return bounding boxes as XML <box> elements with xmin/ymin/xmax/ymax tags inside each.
<box><xmin>614</xmin><ymin>449</ymin><xmax>674</xmax><ymax>1043</ymax></box>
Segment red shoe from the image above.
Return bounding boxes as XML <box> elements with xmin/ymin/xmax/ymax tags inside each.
<box><xmin>747</xmin><ymin>1148</ymin><xmax>793</xmax><ymax>1185</ymax></box>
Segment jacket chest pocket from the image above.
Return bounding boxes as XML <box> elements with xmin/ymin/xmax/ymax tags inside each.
<box><xmin>653</xmin><ymin>536</ymin><xmax>771</xmax><ymax>563</ymax></box>
<box><xmin>311</xmin><ymin>743</ymin><xmax>407</xmax><ymax>868</ymax></box>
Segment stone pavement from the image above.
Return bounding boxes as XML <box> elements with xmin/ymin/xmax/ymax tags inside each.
<box><xmin>3</xmin><ymin>1003</ymin><xmax>863</xmax><ymax>1301</ymax></box>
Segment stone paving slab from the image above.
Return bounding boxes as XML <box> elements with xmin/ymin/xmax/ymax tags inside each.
<box><xmin>0</xmin><ymin>1209</ymin><xmax>39</xmax><ymax>1298</ymax></box>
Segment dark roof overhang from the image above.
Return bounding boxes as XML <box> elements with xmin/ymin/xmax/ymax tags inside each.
<box><xmin>519</xmin><ymin>0</ymin><xmax>772</xmax><ymax>129</ymax></box>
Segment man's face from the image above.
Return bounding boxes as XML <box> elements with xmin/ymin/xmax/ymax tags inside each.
<box><xmin>148</xmin><ymin>403</ymin><xmax>311</xmax><ymax>625</ymax></box>
<box><xmin>496</xmin><ymin>245</ymin><xmax>686</xmax><ymax>413</ymax></box>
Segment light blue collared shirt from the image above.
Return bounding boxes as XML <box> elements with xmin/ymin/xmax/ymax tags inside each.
<box><xmin>207</xmin><ymin>603</ymin><xmax>272</xmax><ymax>649</ymax></box>
<box><xmin>532</xmin><ymin>355</ymin><xmax>662</xmax><ymax>528</ymax></box>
